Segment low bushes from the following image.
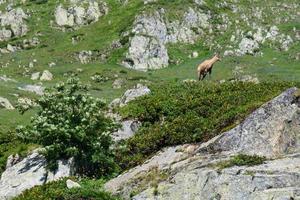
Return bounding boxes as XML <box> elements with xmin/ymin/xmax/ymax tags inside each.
<box><xmin>116</xmin><ymin>81</ymin><xmax>294</xmax><ymax>170</ymax></box>
<box><xmin>13</xmin><ymin>178</ymin><xmax>119</xmax><ymax>200</ymax></box>
<box><xmin>217</xmin><ymin>154</ymin><xmax>267</xmax><ymax>169</ymax></box>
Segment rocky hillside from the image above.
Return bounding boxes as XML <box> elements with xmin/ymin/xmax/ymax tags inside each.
<box><xmin>105</xmin><ymin>88</ymin><xmax>300</xmax><ymax>199</ymax></box>
<box><xmin>0</xmin><ymin>0</ymin><xmax>299</xmax><ymax>199</ymax></box>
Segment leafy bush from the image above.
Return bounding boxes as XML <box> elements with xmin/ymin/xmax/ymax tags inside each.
<box><xmin>14</xmin><ymin>178</ymin><xmax>119</xmax><ymax>200</ymax></box>
<box><xmin>116</xmin><ymin>81</ymin><xmax>293</xmax><ymax>170</ymax></box>
<box><xmin>17</xmin><ymin>78</ymin><xmax>118</xmax><ymax>178</ymax></box>
<box><xmin>217</xmin><ymin>154</ymin><xmax>266</xmax><ymax>169</ymax></box>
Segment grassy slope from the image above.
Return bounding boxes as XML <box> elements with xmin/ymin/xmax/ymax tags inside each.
<box><xmin>0</xmin><ymin>0</ymin><xmax>296</xmax><ymax>198</ymax></box>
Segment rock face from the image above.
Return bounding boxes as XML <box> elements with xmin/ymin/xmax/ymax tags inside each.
<box><xmin>0</xmin><ymin>97</ymin><xmax>14</xmax><ymax>109</ymax></box>
<box><xmin>198</xmin><ymin>87</ymin><xmax>299</xmax><ymax>158</ymax></box>
<box><xmin>118</xmin><ymin>84</ymin><xmax>151</xmax><ymax>107</ymax></box>
<box><xmin>124</xmin><ymin>8</ymin><xmax>211</xmax><ymax>71</ymax></box>
<box><xmin>112</xmin><ymin>120</ymin><xmax>141</xmax><ymax>141</ymax></box>
<box><xmin>54</xmin><ymin>1</ymin><xmax>108</xmax><ymax>28</ymax></box>
<box><xmin>105</xmin><ymin>88</ymin><xmax>300</xmax><ymax>200</ymax></box>
<box><xmin>0</xmin><ymin>151</ymin><xmax>72</xmax><ymax>199</ymax></box>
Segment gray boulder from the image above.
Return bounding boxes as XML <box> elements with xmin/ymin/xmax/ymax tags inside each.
<box><xmin>119</xmin><ymin>84</ymin><xmax>151</xmax><ymax>107</ymax></box>
<box><xmin>0</xmin><ymin>151</ymin><xmax>72</xmax><ymax>199</ymax></box>
<box><xmin>112</xmin><ymin>78</ymin><xmax>125</xmax><ymax>89</ymax></box>
<box><xmin>0</xmin><ymin>97</ymin><xmax>14</xmax><ymax>109</ymax></box>
<box><xmin>55</xmin><ymin>1</ymin><xmax>108</xmax><ymax>28</ymax></box>
<box><xmin>112</xmin><ymin>120</ymin><xmax>141</xmax><ymax>141</ymax></box>
<box><xmin>55</xmin><ymin>5</ymin><xmax>74</xmax><ymax>27</ymax></box>
<box><xmin>124</xmin><ymin>8</ymin><xmax>210</xmax><ymax>70</ymax></box>
<box><xmin>236</xmin><ymin>38</ymin><xmax>260</xmax><ymax>56</ymax></box>
<box><xmin>0</xmin><ymin>7</ymin><xmax>28</xmax><ymax>39</ymax></box>
<box><xmin>124</xmin><ymin>11</ymin><xmax>168</xmax><ymax>71</ymax></box>
<box><xmin>31</xmin><ymin>72</ymin><xmax>40</xmax><ymax>80</ymax></box>
<box><xmin>124</xmin><ymin>36</ymin><xmax>169</xmax><ymax>71</ymax></box>
<box><xmin>0</xmin><ymin>28</ymin><xmax>12</xmax><ymax>41</ymax></box>
<box><xmin>66</xmin><ymin>179</ymin><xmax>81</xmax><ymax>189</ymax></box>
<box><xmin>40</xmin><ymin>70</ymin><xmax>53</xmax><ymax>81</ymax></box>
<box><xmin>0</xmin><ymin>75</ymin><xmax>16</xmax><ymax>82</ymax></box>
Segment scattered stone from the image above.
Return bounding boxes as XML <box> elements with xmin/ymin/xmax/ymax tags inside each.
<box><xmin>78</xmin><ymin>50</ymin><xmax>92</xmax><ymax>64</ymax></box>
<box><xmin>236</xmin><ymin>38</ymin><xmax>259</xmax><ymax>56</ymax></box>
<box><xmin>112</xmin><ymin>78</ymin><xmax>125</xmax><ymax>89</ymax></box>
<box><xmin>66</xmin><ymin>179</ymin><xmax>81</xmax><ymax>189</ymax></box>
<box><xmin>192</xmin><ymin>51</ymin><xmax>198</xmax><ymax>58</ymax></box>
<box><xmin>48</xmin><ymin>62</ymin><xmax>56</xmax><ymax>67</ymax></box>
<box><xmin>28</xmin><ymin>62</ymin><xmax>34</xmax><ymax>68</ymax></box>
<box><xmin>31</xmin><ymin>72</ymin><xmax>40</xmax><ymax>80</ymax></box>
<box><xmin>18</xmin><ymin>85</ymin><xmax>45</xmax><ymax>95</ymax></box>
<box><xmin>0</xmin><ymin>75</ymin><xmax>16</xmax><ymax>82</ymax></box>
<box><xmin>0</xmin><ymin>97</ymin><xmax>14</xmax><ymax>109</ymax></box>
<box><xmin>40</xmin><ymin>70</ymin><xmax>53</xmax><ymax>81</ymax></box>
<box><xmin>6</xmin><ymin>44</ymin><xmax>16</xmax><ymax>52</ymax></box>
<box><xmin>0</xmin><ymin>8</ymin><xmax>28</xmax><ymax>41</ymax></box>
<box><xmin>55</xmin><ymin>5</ymin><xmax>74</xmax><ymax>27</ymax></box>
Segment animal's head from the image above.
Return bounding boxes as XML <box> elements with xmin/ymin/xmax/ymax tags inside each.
<box><xmin>214</xmin><ymin>53</ymin><xmax>221</xmax><ymax>61</ymax></box>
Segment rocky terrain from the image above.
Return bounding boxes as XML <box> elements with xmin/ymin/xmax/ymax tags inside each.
<box><xmin>0</xmin><ymin>0</ymin><xmax>299</xmax><ymax>199</ymax></box>
<box><xmin>105</xmin><ymin>88</ymin><xmax>300</xmax><ymax>200</ymax></box>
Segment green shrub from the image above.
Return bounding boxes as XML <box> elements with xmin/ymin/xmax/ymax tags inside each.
<box><xmin>17</xmin><ymin>78</ymin><xmax>118</xmax><ymax>178</ymax></box>
<box><xmin>217</xmin><ymin>154</ymin><xmax>266</xmax><ymax>169</ymax></box>
<box><xmin>13</xmin><ymin>178</ymin><xmax>119</xmax><ymax>200</ymax></box>
<box><xmin>116</xmin><ymin>81</ymin><xmax>293</xmax><ymax>170</ymax></box>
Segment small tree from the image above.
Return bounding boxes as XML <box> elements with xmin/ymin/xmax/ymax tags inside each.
<box><xmin>17</xmin><ymin>78</ymin><xmax>118</xmax><ymax>177</ymax></box>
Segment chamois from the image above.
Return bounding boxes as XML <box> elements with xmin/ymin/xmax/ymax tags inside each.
<box><xmin>197</xmin><ymin>54</ymin><xmax>221</xmax><ymax>81</ymax></box>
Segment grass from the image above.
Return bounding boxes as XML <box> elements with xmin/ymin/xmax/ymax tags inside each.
<box><xmin>216</xmin><ymin>154</ymin><xmax>266</xmax><ymax>169</ymax></box>
<box><xmin>0</xmin><ymin>0</ymin><xmax>298</xmax><ymax>189</ymax></box>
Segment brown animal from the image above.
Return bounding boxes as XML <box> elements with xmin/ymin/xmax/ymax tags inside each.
<box><xmin>197</xmin><ymin>54</ymin><xmax>221</xmax><ymax>81</ymax></box>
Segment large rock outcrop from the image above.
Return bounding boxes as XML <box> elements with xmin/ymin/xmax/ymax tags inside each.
<box><xmin>0</xmin><ymin>7</ymin><xmax>28</xmax><ymax>41</ymax></box>
<box><xmin>124</xmin><ymin>8</ymin><xmax>211</xmax><ymax>71</ymax></box>
<box><xmin>105</xmin><ymin>88</ymin><xmax>300</xmax><ymax>200</ymax></box>
<box><xmin>0</xmin><ymin>151</ymin><xmax>72</xmax><ymax>199</ymax></box>
<box><xmin>54</xmin><ymin>0</ymin><xmax>108</xmax><ymax>28</ymax></box>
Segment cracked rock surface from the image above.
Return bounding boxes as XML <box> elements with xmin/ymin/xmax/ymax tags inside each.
<box><xmin>105</xmin><ymin>88</ymin><xmax>300</xmax><ymax>200</ymax></box>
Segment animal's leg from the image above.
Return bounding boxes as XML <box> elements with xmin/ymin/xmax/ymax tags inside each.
<box><xmin>198</xmin><ymin>71</ymin><xmax>202</xmax><ymax>81</ymax></box>
<box><xmin>201</xmin><ymin>72</ymin><xmax>207</xmax><ymax>80</ymax></box>
<box><xmin>208</xmin><ymin>68</ymin><xmax>212</xmax><ymax>79</ymax></box>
